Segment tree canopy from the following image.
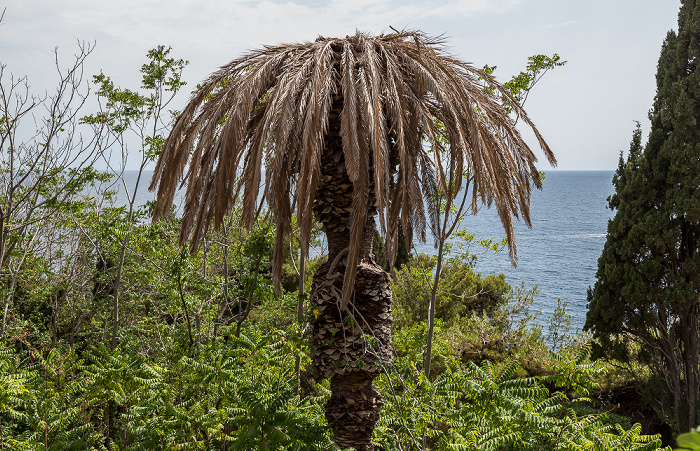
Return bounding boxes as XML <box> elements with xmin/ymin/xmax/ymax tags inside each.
<box><xmin>585</xmin><ymin>0</ymin><xmax>700</xmax><ymax>431</ymax></box>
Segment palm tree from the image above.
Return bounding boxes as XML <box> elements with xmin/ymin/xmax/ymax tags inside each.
<box><xmin>150</xmin><ymin>30</ymin><xmax>555</xmax><ymax>450</ymax></box>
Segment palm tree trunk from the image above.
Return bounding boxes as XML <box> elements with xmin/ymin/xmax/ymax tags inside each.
<box><xmin>311</xmin><ymin>219</ymin><xmax>392</xmax><ymax>450</ymax></box>
<box><xmin>310</xmin><ymin>99</ymin><xmax>393</xmax><ymax>450</ymax></box>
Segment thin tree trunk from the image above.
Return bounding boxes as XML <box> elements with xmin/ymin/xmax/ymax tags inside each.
<box><xmin>295</xmin><ymin>251</ymin><xmax>305</xmax><ymax>394</ymax></box>
<box><xmin>424</xmin><ymin>238</ymin><xmax>444</xmax><ymax>379</ymax></box>
<box><xmin>424</xmin><ymin>176</ymin><xmax>470</xmax><ymax>379</ymax></box>
<box><xmin>176</xmin><ymin>268</ymin><xmax>194</xmax><ymax>349</ymax></box>
<box><xmin>234</xmin><ymin>217</ymin><xmax>271</xmax><ymax>337</ymax></box>
<box><xmin>110</xmin><ymin>161</ymin><xmax>148</xmax><ymax>350</ymax></box>
<box><xmin>661</xmin><ymin>334</ymin><xmax>682</xmax><ymax>429</ymax></box>
<box><xmin>214</xmin><ymin>223</ymin><xmax>231</xmax><ymax>338</ymax></box>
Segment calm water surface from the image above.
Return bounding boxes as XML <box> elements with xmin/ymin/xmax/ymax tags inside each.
<box><xmin>414</xmin><ymin>170</ymin><xmax>615</xmax><ymax>330</ymax></box>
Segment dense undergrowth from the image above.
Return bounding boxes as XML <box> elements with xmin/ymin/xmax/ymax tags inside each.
<box><xmin>0</xmin><ymin>195</ymin><xmax>673</xmax><ymax>450</ymax></box>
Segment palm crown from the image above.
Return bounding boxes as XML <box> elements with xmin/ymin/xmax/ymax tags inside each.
<box><xmin>151</xmin><ymin>30</ymin><xmax>555</xmax><ymax>302</ymax></box>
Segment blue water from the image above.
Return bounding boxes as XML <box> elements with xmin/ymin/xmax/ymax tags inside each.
<box><xmin>120</xmin><ymin>170</ymin><xmax>615</xmax><ymax>331</ymax></box>
<box><xmin>413</xmin><ymin>171</ymin><xmax>615</xmax><ymax>331</ymax></box>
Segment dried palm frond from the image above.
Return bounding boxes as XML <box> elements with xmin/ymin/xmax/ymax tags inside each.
<box><xmin>150</xmin><ymin>30</ymin><xmax>556</xmax><ymax>307</ymax></box>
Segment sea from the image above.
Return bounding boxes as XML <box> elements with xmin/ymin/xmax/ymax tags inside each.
<box><xmin>413</xmin><ymin>170</ymin><xmax>616</xmax><ymax>331</ymax></box>
<box><xmin>120</xmin><ymin>170</ymin><xmax>616</xmax><ymax>331</ymax></box>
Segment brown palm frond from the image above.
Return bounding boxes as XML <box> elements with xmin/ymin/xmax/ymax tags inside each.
<box><xmin>150</xmin><ymin>30</ymin><xmax>556</xmax><ymax>305</ymax></box>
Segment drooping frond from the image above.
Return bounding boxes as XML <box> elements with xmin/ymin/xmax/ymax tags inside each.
<box><xmin>150</xmin><ymin>30</ymin><xmax>556</xmax><ymax>302</ymax></box>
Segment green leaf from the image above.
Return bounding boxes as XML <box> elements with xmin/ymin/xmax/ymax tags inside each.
<box><xmin>677</xmin><ymin>431</ymin><xmax>700</xmax><ymax>450</ymax></box>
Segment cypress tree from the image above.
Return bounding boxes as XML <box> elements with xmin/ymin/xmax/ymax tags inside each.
<box><xmin>585</xmin><ymin>0</ymin><xmax>700</xmax><ymax>432</ymax></box>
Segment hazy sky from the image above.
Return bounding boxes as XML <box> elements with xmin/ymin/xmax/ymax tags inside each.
<box><xmin>0</xmin><ymin>0</ymin><xmax>681</xmax><ymax>170</ymax></box>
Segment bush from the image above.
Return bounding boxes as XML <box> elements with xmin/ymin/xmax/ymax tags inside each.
<box><xmin>392</xmin><ymin>254</ymin><xmax>509</xmax><ymax>330</ymax></box>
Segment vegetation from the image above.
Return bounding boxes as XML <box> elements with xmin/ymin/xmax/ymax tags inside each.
<box><xmin>585</xmin><ymin>0</ymin><xmax>700</xmax><ymax>434</ymax></box>
<box><xmin>677</xmin><ymin>428</ymin><xmax>700</xmax><ymax>450</ymax></box>
<box><xmin>0</xmin><ymin>26</ymin><xmax>689</xmax><ymax>451</ymax></box>
<box><xmin>0</xmin><ymin>196</ymin><xmax>671</xmax><ymax>450</ymax></box>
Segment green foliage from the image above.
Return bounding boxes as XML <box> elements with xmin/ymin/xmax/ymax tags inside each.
<box><xmin>1</xmin><ymin>187</ymin><xmax>670</xmax><ymax>450</ymax></box>
<box><xmin>0</xmin><ymin>333</ymin><xmax>334</xmax><ymax>450</ymax></box>
<box><xmin>392</xmin><ymin>253</ymin><xmax>510</xmax><ymax>330</ymax></box>
<box><xmin>377</xmin><ymin>328</ymin><xmax>666</xmax><ymax>450</ymax></box>
<box><xmin>541</xmin><ymin>345</ymin><xmax>599</xmax><ymax>399</ymax></box>
<box><xmin>676</xmin><ymin>428</ymin><xmax>700</xmax><ymax>450</ymax></box>
<box><xmin>81</xmin><ymin>45</ymin><xmax>187</xmax><ymax>147</ymax></box>
<box><xmin>483</xmin><ymin>53</ymin><xmax>566</xmax><ymax>112</ymax></box>
<box><xmin>546</xmin><ymin>298</ymin><xmax>573</xmax><ymax>352</ymax></box>
<box><xmin>1</xmin><ymin>320</ymin><xmax>673</xmax><ymax>451</ymax></box>
<box><xmin>0</xmin><ymin>345</ymin><xmax>32</xmax><ymax>434</ymax></box>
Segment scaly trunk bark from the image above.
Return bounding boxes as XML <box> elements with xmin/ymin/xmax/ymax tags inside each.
<box><xmin>310</xmin><ymin>96</ymin><xmax>393</xmax><ymax>450</ymax></box>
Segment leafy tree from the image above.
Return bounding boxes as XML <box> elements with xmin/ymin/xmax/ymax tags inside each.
<box><xmin>81</xmin><ymin>45</ymin><xmax>187</xmax><ymax>350</ymax></box>
<box><xmin>585</xmin><ymin>0</ymin><xmax>700</xmax><ymax>432</ymax></box>
<box><xmin>150</xmin><ymin>30</ymin><xmax>555</xmax><ymax>450</ymax></box>
<box><xmin>484</xmin><ymin>53</ymin><xmax>566</xmax><ymax>119</ymax></box>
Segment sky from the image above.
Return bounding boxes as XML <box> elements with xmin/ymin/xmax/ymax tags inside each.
<box><xmin>0</xmin><ymin>0</ymin><xmax>682</xmax><ymax>171</ymax></box>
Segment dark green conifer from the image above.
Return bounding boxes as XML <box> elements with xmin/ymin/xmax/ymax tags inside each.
<box><xmin>585</xmin><ymin>0</ymin><xmax>700</xmax><ymax>431</ymax></box>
